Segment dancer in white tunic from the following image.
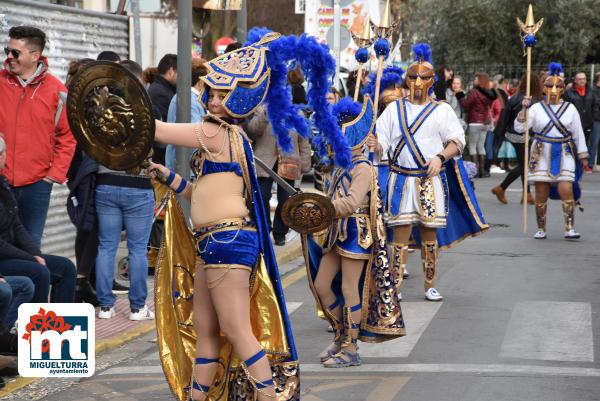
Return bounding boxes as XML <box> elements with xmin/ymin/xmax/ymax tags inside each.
<box><xmin>376</xmin><ymin>43</ymin><xmax>487</xmax><ymax>302</ymax></box>
<box><xmin>515</xmin><ymin>62</ymin><xmax>589</xmax><ymax>240</ymax></box>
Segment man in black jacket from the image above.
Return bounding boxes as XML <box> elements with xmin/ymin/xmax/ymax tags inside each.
<box><xmin>565</xmin><ymin>72</ymin><xmax>594</xmax><ymax>172</ymax></box>
<box><xmin>0</xmin><ymin>138</ymin><xmax>76</xmax><ymax>304</ymax></box>
<box><xmin>147</xmin><ymin>54</ymin><xmax>177</xmax><ymax>165</ymax></box>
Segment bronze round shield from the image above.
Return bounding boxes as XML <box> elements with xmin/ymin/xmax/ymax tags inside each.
<box><xmin>67</xmin><ymin>61</ymin><xmax>155</xmax><ymax>171</ymax></box>
<box><xmin>281</xmin><ymin>192</ymin><xmax>336</xmax><ymax>234</ymax></box>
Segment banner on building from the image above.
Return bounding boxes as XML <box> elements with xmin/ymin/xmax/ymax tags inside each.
<box><xmin>304</xmin><ymin>0</ymin><xmax>382</xmax><ymax>70</ymax></box>
<box><xmin>193</xmin><ymin>0</ymin><xmax>242</xmax><ymax>10</ymax></box>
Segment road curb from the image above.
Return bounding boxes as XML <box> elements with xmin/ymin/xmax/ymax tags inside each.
<box><xmin>0</xmin><ymin>237</ymin><xmax>304</xmax><ymax>397</ymax></box>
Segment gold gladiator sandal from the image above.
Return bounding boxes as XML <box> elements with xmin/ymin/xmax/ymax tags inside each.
<box><xmin>187</xmin><ymin>357</ymin><xmax>220</xmax><ymax>401</ymax></box>
<box><xmin>422</xmin><ymin>241</ymin><xmax>442</xmax><ymax>301</ymax></box>
<box><xmin>318</xmin><ymin>298</ymin><xmax>343</xmax><ymax>362</ymax></box>
<box><xmin>534</xmin><ymin>202</ymin><xmax>548</xmax><ymax>239</ymax></box>
<box><xmin>562</xmin><ymin>200</ymin><xmax>580</xmax><ymax>239</ymax></box>
<box><xmin>390</xmin><ymin>242</ymin><xmax>409</xmax><ymax>301</ymax></box>
<box><xmin>323</xmin><ymin>304</ymin><xmax>362</xmax><ymax>368</ymax></box>
<box><xmin>240</xmin><ymin>349</ymin><xmax>276</xmax><ymax>399</ymax></box>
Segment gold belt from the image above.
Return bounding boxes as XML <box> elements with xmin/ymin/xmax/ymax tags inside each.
<box><xmin>354</xmin><ymin>206</ymin><xmax>369</xmax><ymax>215</ymax></box>
<box><xmin>193</xmin><ymin>217</ymin><xmax>255</xmax><ymax>241</ymax></box>
<box><xmin>533</xmin><ymin>134</ymin><xmax>570</xmax><ymax>143</ymax></box>
<box><xmin>390</xmin><ymin>165</ymin><xmax>445</xmax><ymax>176</ymax></box>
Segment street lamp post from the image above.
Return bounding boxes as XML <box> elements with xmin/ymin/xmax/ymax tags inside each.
<box><xmin>176</xmin><ymin>0</ymin><xmax>193</xmax><ymax>217</ymax></box>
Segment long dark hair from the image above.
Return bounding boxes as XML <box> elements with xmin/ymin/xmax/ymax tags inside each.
<box><xmin>517</xmin><ymin>72</ymin><xmax>542</xmax><ymax>100</ymax></box>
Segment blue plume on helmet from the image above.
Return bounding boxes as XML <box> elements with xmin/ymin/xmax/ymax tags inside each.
<box><xmin>245</xmin><ymin>27</ymin><xmax>352</xmax><ymax>169</ymax></box>
<box><xmin>361</xmin><ymin>66</ymin><xmax>404</xmax><ymax>101</ymax></box>
<box><xmin>332</xmin><ymin>97</ymin><xmax>363</xmax><ymax>124</ymax></box>
<box><xmin>412</xmin><ymin>43</ymin><xmax>433</xmax><ymax>64</ymax></box>
<box><xmin>548</xmin><ymin>62</ymin><xmax>563</xmax><ymax>76</ymax></box>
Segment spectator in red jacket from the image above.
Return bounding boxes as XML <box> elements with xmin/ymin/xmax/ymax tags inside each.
<box><xmin>0</xmin><ymin>26</ymin><xmax>76</xmax><ymax>246</ymax></box>
<box><xmin>456</xmin><ymin>72</ymin><xmax>497</xmax><ymax>177</ymax></box>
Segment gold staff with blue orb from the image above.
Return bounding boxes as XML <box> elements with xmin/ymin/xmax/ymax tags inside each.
<box><xmin>351</xmin><ymin>15</ymin><xmax>374</xmax><ymax>101</ymax></box>
<box><xmin>517</xmin><ymin>4</ymin><xmax>543</xmax><ymax>232</ymax></box>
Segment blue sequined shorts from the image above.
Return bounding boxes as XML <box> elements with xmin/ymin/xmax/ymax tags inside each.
<box><xmin>194</xmin><ymin>217</ymin><xmax>259</xmax><ymax>270</ymax></box>
<box><xmin>332</xmin><ymin>214</ymin><xmax>373</xmax><ymax>260</ymax></box>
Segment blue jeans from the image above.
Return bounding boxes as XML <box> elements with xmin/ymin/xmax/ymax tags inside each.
<box><xmin>1</xmin><ymin>276</ymin><xmax>34</xmax><ymax>327</ymax></box>
<box><xmin>589</xmin><ymin>121</ymin><xmax>600</xmax><ymax>166</ymax></box>
<box><xmin>95</xmin><ymin>185</ymin><xmax>154</xmax><ymax>309</ymax></box>
<box><xmin>485</xmin><ymin>130</ymin><xmax>495</xmax><ymax>160</ymax></box>
<box><xmin>10</xmin><ymin>180</ymin><xmax>53</xmax><ymax>247</ymax></box>
<box><xmin>165</xmin><ymin>144</ymin><xmax>177</xmax><ymax>171</ymax></box>
<box><xmin>0</xmin><ymin>255</ymin><xmax>76</xmax><ymax>304</ymax></box>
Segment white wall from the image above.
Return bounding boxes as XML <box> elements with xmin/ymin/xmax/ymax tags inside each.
<box><xmin>129</xmin><ymin>13</ymin><xmax>178</xmax><ymax>68</ymax></box>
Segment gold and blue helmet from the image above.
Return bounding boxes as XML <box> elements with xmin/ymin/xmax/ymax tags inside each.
<box><xmin>198</xmin><ymin>32</ymin><xmax>279</xmax><ymax>118</ymax></box>
<box><xmin>332</xmin><ymin>95</ymin><xmax>376</xmax><ymax>151</ymax></box>
<box><xmin>199</xmin><ymin>28</ymin><xmax>352</xmax><ymax>169</ymax></box>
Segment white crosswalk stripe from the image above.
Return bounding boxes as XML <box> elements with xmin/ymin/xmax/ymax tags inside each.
<box><xmin>499</xmin><ymin>301</ymin><xmax>594</xmax><ymax>362</ymax></box>
<box><xmin>285</xmin><ymin>301</ymin><xmax>303</xmax><ymax>315</ymax></box>
<box><xmin>358</xmin><ymin>302</ymin><xmax>443</xmax><ymax>358</ymax></box>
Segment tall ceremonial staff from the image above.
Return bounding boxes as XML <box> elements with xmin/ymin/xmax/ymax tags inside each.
<box><xmin>517</xmin><ymin>4</ymin><xmax>543</xmax><ymax>233</ymax></box>
<box><xmin>370</xmin><ymin>0</ymin><xmax>399</xmax><ymax>160</ymax></box>
<box><xmin>351</xmin><ymin>16</ymin><xmax>374</xmax><ymax>101</ymax></box>
<box><xmin>370</xmin><ymin>0</ymin><xmax>398</xmax><ymax>114</ymax></box>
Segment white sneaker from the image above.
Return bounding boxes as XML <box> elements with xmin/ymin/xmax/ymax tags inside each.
<box><xmin>129</xmin><ymin>305</ymin><xmax>155</xmax><ymax>321</ymax></box>
<box><xmin>98</xmin><ymin>306</ymin><xmax>116</xmax><ymax>319</ymax></box>
<box><xmin>402</xmin><ymin>267</ymin><xmax>410</xmax><ymax>279</ymax></box>
<box><xmin>564</xmin><ymin>229</ymin><xmax>580</xmax><ymax>240</ymax></box>
<box><xmin>425</xmin><ymin>288</ymin><xmax>443</xmax><ymax>301</ymax></box>
<box><xmin>490</xmin><ymin>165</ymin><xmax>506</xmax><ymax>174</ymax></box>
<box><xmin>533</xmin><ymin>230</ymin><xmax>547</xmax><ymax>240</ymax></box>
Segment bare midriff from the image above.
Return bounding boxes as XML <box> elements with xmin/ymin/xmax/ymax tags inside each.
<box><xmin>190</xmin><ymin>171</ymin><xmax>249</xmax><ymax>228</ymax></box>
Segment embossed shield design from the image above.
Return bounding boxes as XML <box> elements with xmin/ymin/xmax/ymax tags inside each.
<box><xmin>67</xmin><ymin>61</ymin><xmax>155</xmax><ymax>171</ymax></box>
<box><xmin>281</xmin><ymin>192</ymin><xmax>336</xmax><ymax>234</ymax></box>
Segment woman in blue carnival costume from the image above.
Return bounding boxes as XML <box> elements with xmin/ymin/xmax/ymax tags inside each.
<box><xmin>516</xmin><ymin>62</ymin><xmax>589</xmax><ymax>240</ymax></box>
<box><xmin>361</xmin><ymin>67</ymin><xmax>409</xmax><ymax>286</ymax></box>
<box><xmin>375</xmin><ymin>43</ymin><xmax>488</xmax><ymax>302</ymax></box>
<box><xmin>148</xmin><ymin>29</ymin><xmax>352</xmax><ymax>401</ymax></box>
<box><xmin>303</xmin><ymin>95</ymin><xmax>405</xmax><ymax>368</ymax></box>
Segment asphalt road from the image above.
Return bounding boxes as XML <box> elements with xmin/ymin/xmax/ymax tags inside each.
<box><xmin>7</xmin><ymin>173</ymin><xmax>600</xmax><ymax>401</ymax></box>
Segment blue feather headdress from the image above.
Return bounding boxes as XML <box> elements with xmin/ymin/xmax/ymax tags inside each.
<box><xmin>243</xmin><ymin>27</ymin><xmax>352</xmax><ymax>169</ymax></box>
<box><xmin>331</xmin><ymin>96</ymin><xmax>376</xmax><ymax>150</ymax></box>
<box><xmin>412</xmin><ymin>43</ymin><xmax>433</xmax><ymax>64</ymax></box>
<box><xmin>548</xmin><ymin>62</ymin><xmax>563</xmax><ymax>76</ymax></box>
<box><xmin>362</xmin><ymin>66</ymin><xmax>404</xmax><ymax>103</ymax></box>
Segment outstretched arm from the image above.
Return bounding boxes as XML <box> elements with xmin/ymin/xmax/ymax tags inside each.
<box><xmin>155</xmin><ymin>120</ymin><xmax>225</xmax><ymax>148</ymax></box>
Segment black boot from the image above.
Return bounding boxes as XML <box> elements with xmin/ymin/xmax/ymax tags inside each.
<box><xmin>0</xmin><ymin>329</ymin><xmax>18</xmax><ymax>356</ymax></box>
<box><xmin>478</xmin><ymin>155</ymin><xmax>490</xmax><ymax>177</ymax></box>
<box><xmin>76</xmin><ymin>278</ymin><xmax>99</xmax><ymax>306</ymax></box>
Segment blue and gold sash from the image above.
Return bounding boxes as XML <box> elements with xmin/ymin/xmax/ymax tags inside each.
<box><xmin>390</xmin><ymin>98</ymin><xmax>438</xmax><ymax>172</ymax></box>
<box><xmin>536</xmin><ymin>101</ymin><xmax>573</xmax><ymax>177</ymax></box>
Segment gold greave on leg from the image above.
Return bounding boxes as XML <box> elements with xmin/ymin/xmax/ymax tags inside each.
<box><xmin>327</xmin><ymin>307</ymin><xmax>343</xmax><ymax>344</ymax></box>
<box><xmin>562</xmin><ymin>200</ymin><xmax>575</xmax><ymax>231</ymax></box>
<box><xmin>390</xmin><ymin>242</ymin><xmax>408</xmax><ymax>292</ymax></box>
<box><xmin>341</xmin><ymin>306</ymin><xmax>359</xmax><ymax>348</ymax></box>
<box><xmin>421</xmin><ymin>241</ymin><xmax>438</xmax><ymax>291</ymax></box>
<box><xmin>318</xmin><ymin>302</ymin><xmax>344</xmax><ymax>361</ymax></box>
<box><xmin>535</xmin><ymin>202</ymin><xmax>547</xmax><ymax>231</ymax></box>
